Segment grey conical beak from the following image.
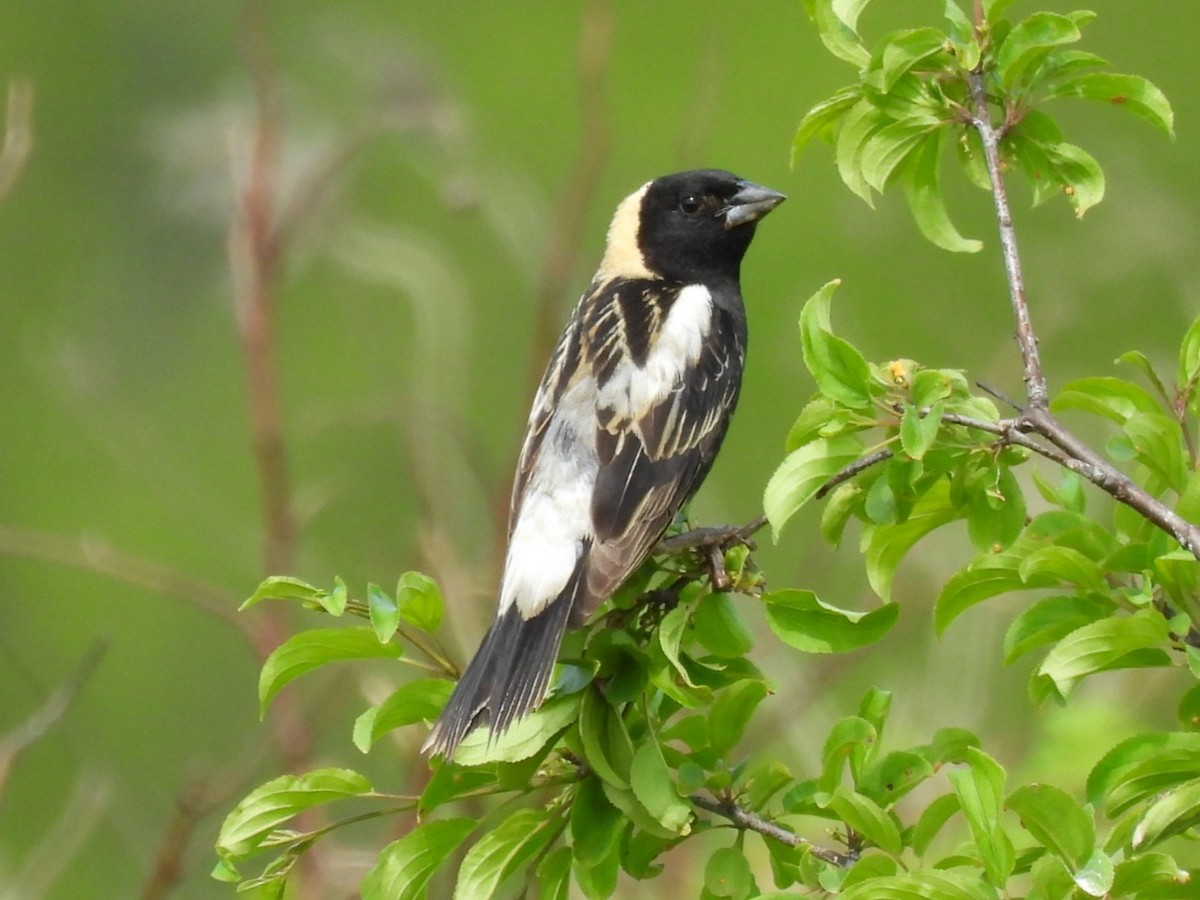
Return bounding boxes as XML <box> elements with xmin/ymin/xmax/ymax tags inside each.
<box><xmin>723</xmin><ymin>181</ymin><xmax>787</xmax><ymax>230</ymax></box>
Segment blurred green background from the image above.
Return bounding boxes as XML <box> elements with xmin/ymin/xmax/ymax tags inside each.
<box><xmin>1</xmin><ymin>1</ymin><xmax>1197</xmax><ymax>896</ymax></box>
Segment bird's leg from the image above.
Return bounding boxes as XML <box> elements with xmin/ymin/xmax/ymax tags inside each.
<box><xmin>655</xmin><ymin>514</ymin><xmax>767</xmax><ymax>591</ymax></box>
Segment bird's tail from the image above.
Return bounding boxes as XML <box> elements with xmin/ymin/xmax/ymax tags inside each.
<box><xmin>422</xmin><ymin>568</ymin><xmax>582</xmax><ymax>759</ymax></box>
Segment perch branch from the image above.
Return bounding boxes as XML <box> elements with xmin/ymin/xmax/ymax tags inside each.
<box><xmin>690</xmin><ymin>792</ymin><xmax>857</xmax><ymax>867</ymax></box>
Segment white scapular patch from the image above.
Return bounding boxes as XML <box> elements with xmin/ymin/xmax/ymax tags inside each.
<box><xmin>499</xmin><ymin>377</ymin><xmax>600</xmax><ymax>619</ymax></box>
<box><xmin>596</xmin><ymin>183</ymin><xmax>654</xmax><ymax>282</ymax></box>
<box><xmin>596</xmin><ymin>283</ymin><xmax>713</xmax><ymax>420</ymax></box>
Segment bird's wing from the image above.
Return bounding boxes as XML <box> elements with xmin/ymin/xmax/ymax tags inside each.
<box><xmin>579</xmin><ymin>278</ymin><xmax>745</xmax><ymax>619</ymax></box>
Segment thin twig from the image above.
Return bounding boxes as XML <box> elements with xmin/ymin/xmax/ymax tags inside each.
<box><xmin>815</xmin><ymin>447</ymin><xmax>895</xmax><ymax>500</ymax></box>
<box><xmin>689</xmin><ymin>792</ymin><xmax>856</xmax><ymax>867</ymax></box>
<box><xmin>967</xmin><ymin>68</ymin><xmax>1047</xmax><ymax>410</ymax></box>
<box><xmin>656</xmin><ymin>514</ymin><xmax>768</xmax><ymax>554</ymax></box>
<box><xmin>0</xmin><ymin>642</ymin><xmax>107</xmax><ymax>804</ymax></box>
<box><xmin>0</xmin><ymin>525</ymin><xmax>250</xmax><ymax>639</ymax></box>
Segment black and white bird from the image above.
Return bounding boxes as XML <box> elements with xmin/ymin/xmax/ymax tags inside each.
<box><xmin>424</xmin><ymin>170</ymin><xmax>785</xmax><ymax>758</ymax></box>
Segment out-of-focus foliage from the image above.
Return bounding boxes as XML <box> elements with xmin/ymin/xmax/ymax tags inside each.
<box><xmin>3</xmin><ymin>0</ymin><xmax>1200</xmax><ymax>897</ymax></box>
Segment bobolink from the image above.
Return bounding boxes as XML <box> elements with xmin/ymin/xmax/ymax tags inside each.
<box><xmin>424</xmin><ymin>169</ymin><xmax>785</xmax><ymax>758</ymax></box>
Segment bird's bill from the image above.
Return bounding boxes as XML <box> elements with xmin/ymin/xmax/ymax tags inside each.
<box><xmin>722</xmin><ymin>181</ymin><xmax>787</xmax><ymax>230</ymax></box>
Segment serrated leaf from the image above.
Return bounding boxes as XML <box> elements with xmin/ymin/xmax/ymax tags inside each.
<box><xmin>948</xmin><ymin>748</ymin><xmax>1014</xmax><ymax>887</ymax></box>
<box><xmin>630</xmin><ymin>741</ymin><xmax>692</xmax><ymax>834</ymax></box>
<box><xmin>765</xmin><ymin>434</ymin><xmax>865</xmax><ymax>539</ymax></box>
<box><xmin>454</xmin><ymin>807</ymin><xmax>561</xmax><ymax>899</ymax></box>
<box><xmin>1037</xmin><ymin>610</ymin><xmax>1171</xmax><ymax>699</ymax></box>
<box><xmin>824</xmin><ymin>785</ymin><xmax>903</xmax><ymax>855</ymax></box>
<box><xmin>258</xmin><ymin>627</ymin><xmax>401</xmax><ymax>716</ymax></box>
<box><xmin>353</xmin><ymin>678</ymin><xmax>454</xmax><ymax>753</ymax></box>
<box><xmin>902</xmin><ymin>131</ymin><xmax>982</xmax><ymax>253</ymax></box>
<box><xmin>217</xmin><ymin>768</ymin><xmax>373</xmax><ymax>861</ymax></box>
<box><xmin>1047</xmin><ymin>71</ymin><xmax>1175</xmax><ymax>137</ymax></box>
<box><xmin>396</xmin><ymin>571</ymin><xmax>444</xmax><ymax>632</ymax></box>
<box><xmin>360</xmin><ymin>818</ymin><xmax>476</xmax><ymax>900</ymax></box>
<box><xmin>1006</xmin><ymin>783</ymin><xmax>1094</xmax><ymax>869</ymax></box>
<box><xmin>1003</xmin><ymin>594</ymin><xmax>1114</xmax><ymax>663</ymax></box>
<box><xmin>1087</xmin><ymin>732</ymin><xmax>1200</xmax><ymax>810</ymax></box>
<box><xmin>764</xmin><ymin>589</ymin><xmax>898</xmax><ymax>653</ymax></box>
<box><xmin>996</xmin><ymin>12</ymin><xmax>1082</xmax><ymax>89</ymax></box>
<box><xmin>452</xmin><ymin>694</ymin><xmax>579</xmax><ymax>766</ymax></box>
<box><xmin>1133</xmin><ymin>777</ymin><xmax>1200</xmax><ymax>850</ymax></box>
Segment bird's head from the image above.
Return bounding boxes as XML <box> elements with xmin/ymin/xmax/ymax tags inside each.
<box><xmin>599</xmin><ymin>169</ymin><xmax>786</xmax><ymax>284</ymax></box>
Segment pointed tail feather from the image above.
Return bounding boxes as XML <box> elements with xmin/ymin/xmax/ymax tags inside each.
<box><xmin>422</xmin><ymin>568</ymin><xmax>583</xmax><ymax>759</ymax></box>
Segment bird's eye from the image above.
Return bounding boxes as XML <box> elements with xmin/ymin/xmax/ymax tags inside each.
<box><xmin>678</xmin><ymin>195</ymin><xmax>703</xmax><ymax>216</ymax></box>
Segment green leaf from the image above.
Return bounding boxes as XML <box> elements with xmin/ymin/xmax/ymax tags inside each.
<box><xmin>1003</xmin><ymin>594</ymin><xmax>1114</xmax><ymax>663</ymax></box>
<box><xmin>873</xmin><ymin>27</ymin><xmax>950</xmax><ymax>93</ymax></box>
<box><xmin>948</xmin><ymin>748</ymin><xmax>1014</xmax><ymax>887</ymax></box>
<box><xmin>452</xmin><ymin>694</ymin><xmax>579</xmax><ymax>765</ymax></box>
<box><xmin>1043</xmin><ymin>141</ymin><xmax>1105</xmax><ymax>217</ymax></box>
<box><xmin>765</xmin><ymin>434</ymin><xmax>865</xmax><ymax>539</ymax></box>
<box><xmin>455</xmin><ymin>807</ymin><xmax>562</xmax><ymax>899</ymax></box>
<box><xmin>1124</xmin><ymin>411</ymin><xmax>1188</xmax><ymax>492</ymax></box>
<box><xmin>861</xmin><ymin>118</ymin><xmax>941</xmax><ymax>194</ymax></box>
<box><xmin>1017</xmin><ymin>545</ymin><xmax>1105</xmax><ymax>592</ymax></box>
<box><xmin>396</xmin><ymin>571</ymin><xmax>444</xmax><ymax>632</ymax></box>
<box><xmin>912</xmin><ymin>792</ymin><xmax>961</xmax><ymax>858</ymax></box>
<box><xmin>902</xmin><ymin>131</ymin><xmax>982</xmax><ymax>252</ymax></box>
<box><xmin>367</xmin><ymin>582</ymin><xmax>400</xmax><ymax>643</ymax></box>
<box><xmin>242</xmin><ymin>575</ymin><xmax>324</xmax><ymax>611</ymax></box>
<box><xmin>536</xmin><ymin>846</ymin><xmax>573</xmax><ymax>900</ymax></box>
<box><xmin>1072</xmin><ymin>849</ymin><xmax>1115</xmax><ymax>898</ymax></box>
<box><xmin>1036</xmin><ymin>610</ymin><xmax>1171</xmax><ymax>700</ymax></box>
<box><xmin>799</xmin><ymin>280</ymin><xmax>874</xmax><ymax>408</ymax></box>
<box><xmin>630</xmin><ymin>741</ymin><xmax>692</xmax><ymax>833</ymax></box>
<box><xmin>258</xmin><ymin>627</ymin><xmax>401</xmax><ymax>716</ymax></box>
<box><xmin>836</xmin><ymin>98</ymin><xmax>889</xmax><ymax>204</ymax></box>
<box><xmin>323</xmin><ymin>576</ymin><xmax>349</xmax><ymax>616</ymax></box>
<box><xmin>839</xmin><ymin>869</ymin><xmax>995</xmax><ymax>900</ymax></box>
<box><xmin>899</xmin><ymin>403</ymin><xmax>942</xmax><ymax>460</ymax></box>
<box><xmin>793</xmin><ymin>86</ymin><xmax>862</xmax><ymax>165</ymax></box>
<box><xmin>361</xmin><ymin>818</ymin><xmax>476</xmax><ymax>900</ymax></box>
<box><xmin>802</xmin><ymin>0</ymin><xmax>871</xmax><ymax>67</ymax></box>
<box><xmin>1053</xmin><ymin>375</ymin><xmax>1163</xmax><ymax>424</ymax></box>
<box><xmin>216</xmin><ymin>768</ymin><xmax>373</xmax><ymax>861</ymax></box>
<box><xmin>1133</xmin><ymin>777</ymin><xmax>1200</xmax><ymax>850</ymax></box>
<box><xmin>764</xmin><ymin>589</ymin><xmax>899</xmax><ymax>653</ymax></box>
<box><xmin>419</xmin><ymin>763</ymin><xmax>495</xmax><ymax>814</ymax></box>
<box><xmin>709</xmin><ymin>679</ymin><xmax>769</xmax><ymax>756</ymax></box>
<box><xmin>1006</xmin><ymin>783</ymin><xmax>1094</xmax><ymax>869</ymax></box>
<box><xmin>864</xmin><ymin>480</ymin><xmax>960</xmax><ymax>602</ymax></box>
<box><xmin>1047</xmin><ymin>71</ymin><xmax>1175</xmax><ymax>137</ymax></box>
<box><xmin>996</xmin><ymin>12</ymin><xmax>1082</xmax><ymax>89</ymax></box>
<box><xmin>858</xmin><ymin>750</ymin><xmax>935</xmax><ymax>807</ymax></box>
<box><xmin>818</xmin><ymin>716</ymin><xmax>877</xmax><ymax>791</ymax></box>
<box><xmin>693</xmin><ymin>593</ymin><xmax>754</xmax><ymax>658</ymax></box>
<box><xmin>1179</xmin><ymin>314</ymin><xmax>1200</xmax><ymax>388</ymax></box>
<box><xmin>1087</xmin><ymin>732</ymin><xmax>1200</xmax><ymax>810</ymax></box>
<box><xmin>705</xmin><ymin>846</ymin><xmax>755</xmax><ymax>899</ymax></box>
<box><xmin>353</xmin><ymin>678</ymin><xmax>454</xmax><ymax>753</ymax></box>
<box><xmin>1110</xmin><ymin>852</ymin><xmax>1191</xmax><ymax>897</ymax></box>
<box><xmin>823</xmin><ymin>785</ymin><xmax>903</xmax><ymax>855</ymax></box>
<box><xmin>935</xmin><ymin>558</ymin><xmax>1027</xmax><ymax>635</ymax></box>
<box><xmin>571</xmin><ymin>776</ymin><xmax>624</xmax><ymax>867</ymax></box>
<box><xmin>578</xmin><ymin>688</ymin><xmax>634</xmax><ymax>790</ymax></box>
<box><xmin>657</xmin><ymin>602</ymin><xmax>699</xmax><ymax>689</ymax></box>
